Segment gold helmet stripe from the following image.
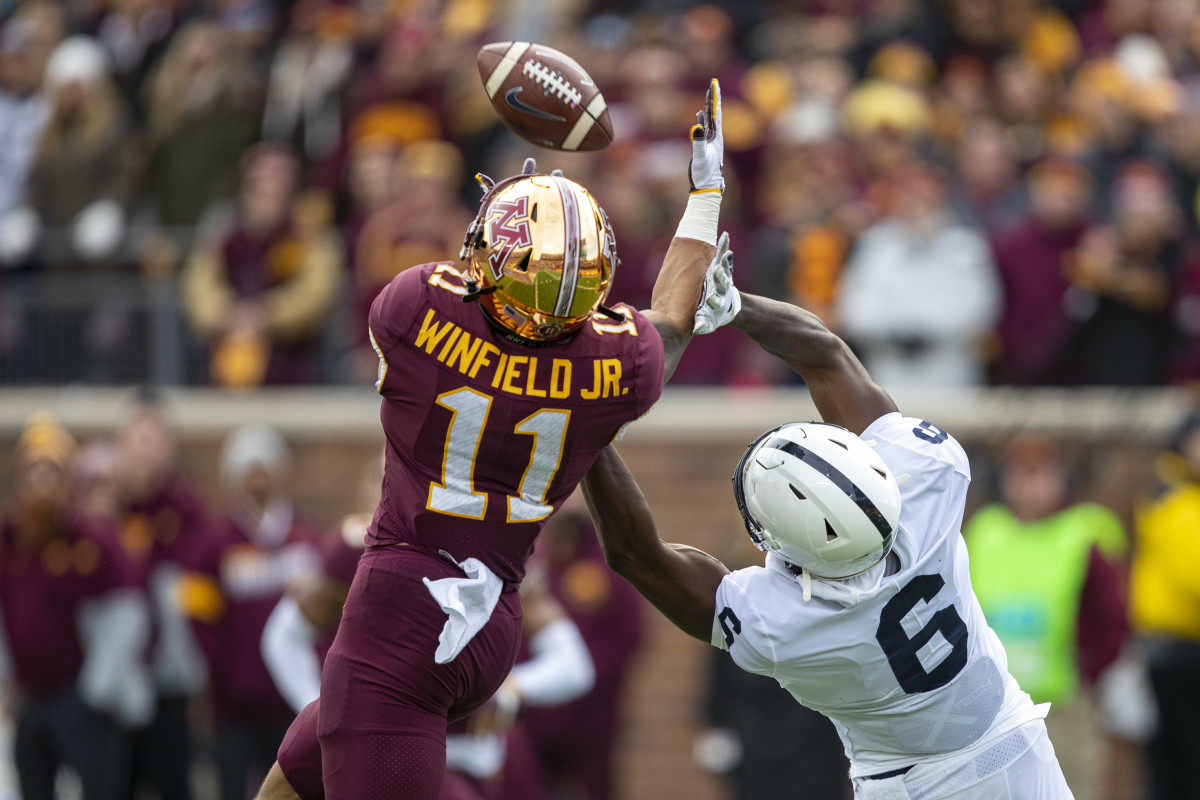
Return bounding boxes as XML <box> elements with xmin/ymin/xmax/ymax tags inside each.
<box><xmin>551</xmin><ymin>175</ymin><xmax>582</xmax><ymax>317</ymax></box>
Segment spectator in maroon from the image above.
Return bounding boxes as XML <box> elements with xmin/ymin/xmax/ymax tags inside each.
<box><xmin>177</xmin><ymin>422</ymin><xmax>319</xmax><ymax>800</ymax></box>
<box><xmin>1166</xmin><ymin>246</ymin><xmax>1200</xmax><ymax>385</ymax></box>
<box><xmin>1062</xmin><ymin>159</ymin><xmax>1179</xmax><ymax>385</ymax></box>
<box><xmin>991</xmin><ymin>157</ymin><xmax>1094</xmax><ymax>385</ymax></box>
<box><xmin>335</xmin><ymin>110</ymin><xmax>404</xmax><ymax>281</ymax></box>
<box><xmin>181</xmin><ymin>143</ymin><xmax>342</xmax><ymax>387</ymax></box>
<box><xmin>307</xmin><ymin>21</ymin><xmax>449</xmax><ymax>194</ymax></box>
<box><xmin>351</xmin><ymin>138</ymin><xmax>470</xmax><ymax>378</ymax></box>
<box><xmin>951</xmin><ymin>116</ymin><xmax>1027</xmax><ymax>233</ymax></box>
<box><xmin>521</xmin><ymin>501</ymin><xmax>645</xmax><ymax>800</ymax></box>
<box><xmin>1</xmin><ymin>413</ymin><xmax>152</xmax><ymax>800</ymax></box>
<box><xmin>115</xmin><ymin>392</ymin><xmax>209</xmax><ymax>800</ymax></box>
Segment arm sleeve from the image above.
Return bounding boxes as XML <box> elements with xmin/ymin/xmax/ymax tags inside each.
<box><xmin>368</xmin><ymin>264</ymin><xmax>426</xmax><ymax>358</ymax></box>
<box><xmin>181</xmin><ymin>248</ymin><xmax>235</xmax><ymax>338</ymax></box>
<box><xmin>0</xmin><ymin>601</ymin><xmax>12</xmax><ymax>684</ymax></box>
<box><xmin>262</xmin><ymin>230</ymin><xmax>344</xmax><ymax>341</ymax></box>
<box><xmin>149</xmin><ymin>563</ymin><xmax>207</xmax><ymax>695</ymax></box>
<box><xmin>711</xmin><ymin>574</ymin><xmax>776</xmax><ymax>679</ymax></box>
<box><xmin>631</xmin><ymin>308</ymin><xmax>666</xmax><ymax>416</ymax></box>
<box><xmin>175</xmin><ymin>535</ymin><xmax>226</xmax><ymax>670</ymax></box>
<box><xmin>861</xmin><ymin>413</ymin><xmax>971</xmax><ymax>480</ymax></box>
<box><xmin>508</xmin><ymin>617</ymin><xmax>595</xmax><ymax>707</ymax></box>
<box><xmin>77</xmin><ymin>588</ymin><xmax>154</xmax><ymax>727</ymax></box>
<box><xmin>1080</xmin><ymin>504</ymin><xmax>1129</xmax><ymax>560</ymax></box>
<box><xmin>1077</xmin><ymin>545</ymin><xmax>1128</xmax><ymax>686</ymax></box>
<box><xmin>862</xmin><ymin>413</ymin><xmax>972</xmax><ymax>553</ymax></box>
<box><xmin>261</xmin><ymin>596</ymin><xmax>323</xmax><ymax>715</ymax></box>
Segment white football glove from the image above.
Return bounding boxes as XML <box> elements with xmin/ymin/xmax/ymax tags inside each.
<box><xmin>688</xmin><ymin>78</ymin><xmax>724</xmax><ymax>194</ymax></box>
<box><xmin>693</xmin><ymin>230</ymin><xmax>740</xmax><ymax>335</ymax></box>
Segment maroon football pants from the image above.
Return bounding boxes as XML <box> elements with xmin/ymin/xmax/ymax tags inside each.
<box><xmin>279</xmin><ymin>546</ymin><xmax>522</xmax><ymax>800</ymax></box>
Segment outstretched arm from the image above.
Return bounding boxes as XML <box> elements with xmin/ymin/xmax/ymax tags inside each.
<box><xmin>691</xmin><ymin>241</ymin><xmax>896</xmax><ymax>434</ymax></box>
<box><xmin>732</xmin><ymin>294</ymin><xmax>897</xmax><ymax>434</ymax></box>
<box><xmin>641</xmin><ymin>79</ymin><xmax>724</xmax><ymax>382</ymax></box>
<box><xmin>642</xmin><ymin>237</ymin><xmax>715</xmax><ymax>382</ymax></box>
<box><xmin>581</xmin><ymin>445</ymin><xmax>729</xmax><ymax>642</ymax></box>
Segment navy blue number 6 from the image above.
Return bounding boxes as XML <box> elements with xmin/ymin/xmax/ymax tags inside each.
<box><xmin>875</xmin><ymin>574</ymin><xmax>968</xmax><ymax>693</ymax></box>
<box><xmin>913</xmin><ymin>420</ymin><xmax>948</xmax><ymax>444</ymax></box>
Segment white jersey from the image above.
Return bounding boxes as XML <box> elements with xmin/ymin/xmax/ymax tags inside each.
<box><xmin>712</xmin><ymin>413</ymin><xmax>1046</xmax><ymax>780</ymax></box>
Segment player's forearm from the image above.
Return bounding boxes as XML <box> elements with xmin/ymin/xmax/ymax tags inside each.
<box><xmin>581</xmin><ymin>446</ymin><xmax>667</xmax><ymax>580</ymax></box>
<box><xmin>732</xmin><ymin>293</ymin><xmax>848</xmax><ymax>374</ymax></box>
<box><xmin>645</xmin><ymin>236</ymin><xmax>716</xmax><ymax>382</ymax></box>
<box><xmin>582</xmin><ymin>447</ymin><xmax>727</xmax><ymax>642</ymax></box>
<box><xmin>732</xmin><ymin>293</ymin><xmax>897</xmax><ymax>434</ymax></box>
<box><xmin>652</xmin><ymin>235</ymin><xmax>716</xmax><ymax>324</ymax></box>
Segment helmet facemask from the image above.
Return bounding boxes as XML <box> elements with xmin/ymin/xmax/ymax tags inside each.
<box><xmin>461</xmin><ymin>160</ymin><xmax>617</xmax><ymax>342</ymax></box>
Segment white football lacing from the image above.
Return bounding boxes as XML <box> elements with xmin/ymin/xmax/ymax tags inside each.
<box><xmin>522</xmin><ymin>60</ymin><xmax>582</xmax><ymax>108</ymax></box>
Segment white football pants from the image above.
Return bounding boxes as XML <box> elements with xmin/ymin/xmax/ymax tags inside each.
<box><xmin>854</xmin><ymin>720</ymin><xmax>1074</xmax><ymax>800</ymax></box>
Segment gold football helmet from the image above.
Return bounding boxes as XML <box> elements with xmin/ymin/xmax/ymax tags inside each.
<box><xmin>461</xmin><ymin>160</ymin><xmax>617</xmax><ymax>341</ymax></box>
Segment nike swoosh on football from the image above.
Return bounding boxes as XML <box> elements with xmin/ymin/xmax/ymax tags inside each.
<box><xmin>505</xmin><ymin>87</ymin><xmax>567</xmax><ymax>122</ymax></box>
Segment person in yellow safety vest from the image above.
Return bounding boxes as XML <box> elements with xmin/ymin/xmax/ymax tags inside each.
<box><xmin>965</xmin><ymin>435</ymin><xmax>1132</xmax><ymax>800</ymax></box>
<box><xmin>1132</xmin><ymin>412</ymin><xmax>1200</xmax><ymax>800</ymax></box>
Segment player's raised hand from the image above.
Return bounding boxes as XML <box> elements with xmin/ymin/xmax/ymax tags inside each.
<box><xmin>688</xmin><ymin>79</ymin><xmax>724</xmax><ymax>195</ymax></box>
<box><xmin>694</xmin><ymin>231</ymin><xmax>740</xmax><ymax>335</ymax></box>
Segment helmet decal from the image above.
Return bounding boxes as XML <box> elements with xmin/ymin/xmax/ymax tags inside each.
<box><xmin>463</xmin><ymin>171</ymin><xmax>614</xmax><ymax>342</ymax></box>
<box><xmin>486</xmin><ymin>196</ymin><xmax>533</xmax><ymax>279</ymax></box>
<box><xmin>551</xmin><ymin>175</ymin><xmax>581</xmax><ymax>317</ymax></box>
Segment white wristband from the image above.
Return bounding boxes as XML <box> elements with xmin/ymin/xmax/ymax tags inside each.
<box><xmin>674</xmin><ymin>192</ymin><xmax>722</xmax><ymax>246</ymax></box>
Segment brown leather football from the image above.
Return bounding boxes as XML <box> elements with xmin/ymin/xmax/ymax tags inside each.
<box><xmin>477</xmin><ymin>41</ymin><xmax>613</xmax><ymax>152</ymax></box>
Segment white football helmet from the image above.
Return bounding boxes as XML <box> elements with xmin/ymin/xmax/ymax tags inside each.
<box><xmin>732</xmin><ymin>422</ymin><xmax>902</xmax><ymax>580</ymax></box>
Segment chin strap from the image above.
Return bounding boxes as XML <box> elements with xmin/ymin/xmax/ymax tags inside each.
<box><xmin>596</xmin><ymin>305</ymin><xmax>624</xmax><ymax>321</ymax></box>
<box><xmin>462</xmin><ymin>281</ymin><xmax>496</xmax><ymax>302</ymax></box>
<box><xmin>801</xmin><ymin>568</ymin><xmax>812</xmax><ymax>602</ymax></box>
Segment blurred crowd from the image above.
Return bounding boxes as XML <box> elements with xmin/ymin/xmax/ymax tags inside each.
<box><xmin>6</xmin><ymin>0</ymin><xmax>1200</xmax><ymax>386</ymax></box>
<box><xmin>0</xmin><ymin>398</ymin><xmax>647</xmax><ymax>800</ymax></box>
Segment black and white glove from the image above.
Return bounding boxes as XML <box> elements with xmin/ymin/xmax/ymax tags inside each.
<box><xmin>688</xmin><ymin>78</ymin><xmax>724</xmax><ymax>195</ymax></box>
<box><xmin>694</xmin><ymin>231</ymin><xmax>740</xmax><ymax>334</ymax></box>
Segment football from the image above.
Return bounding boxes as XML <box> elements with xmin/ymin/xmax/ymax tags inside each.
<box><xmin>477</xmin><ymin>41</ymin><xmax>613</xmax><ymax>152</ymax></box>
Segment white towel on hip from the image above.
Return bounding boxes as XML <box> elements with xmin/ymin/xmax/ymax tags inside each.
<box><xmin>423</xmin><ymin>557</ymin><xmax>503</xmax><ymax>664</ymax></box>
<box><xmin>855</xmin><ymin>774</ymin><xmax>910</xmax><ymax>800</ymax></box>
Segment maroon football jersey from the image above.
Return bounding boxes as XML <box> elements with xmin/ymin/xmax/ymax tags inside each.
<box><xmin>367</xmin><ymin>262</ymin><xmax>664</xmax><ymax>584</ymax></box>
<box><xmin>0</xmin><ymin>515</ymin><xmax>139</xmax><ymax>695</ymax></box>
<box><xmin>186</xmin><ymin>515</ymin><xmax>320</xmax><ymax>723</ymax></box>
